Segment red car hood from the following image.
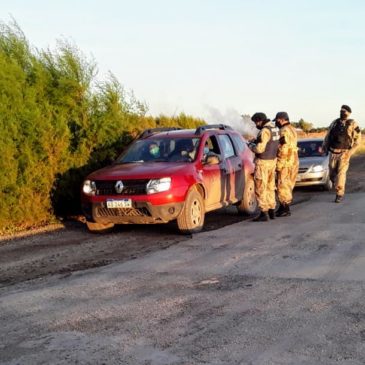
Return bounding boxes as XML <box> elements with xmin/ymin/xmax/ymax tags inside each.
<box><xmin>87</xmin><ymin>162</ymin><xmax>192</xmax><ymax>180</ymax></box>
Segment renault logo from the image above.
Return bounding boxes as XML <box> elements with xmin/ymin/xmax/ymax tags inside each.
<box><xmin>115</xmin><ymin>180</ymin><xmax>124</xmax><ymax>194</ymax></box>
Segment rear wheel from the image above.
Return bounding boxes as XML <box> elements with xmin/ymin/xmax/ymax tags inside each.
<box><xmin>237</xmin><ymin>174</ymin><xmax>257</xmax><ymax>215</ymax></box>
<box><xmin>177</xmin><ymin>189</ymin><xmax>205</xmax><ymax>234</ymax></box>
<box><xmin>86</xmin><ymin>221</ymin><xmax>115</xmax><ymax>233</ymax></box>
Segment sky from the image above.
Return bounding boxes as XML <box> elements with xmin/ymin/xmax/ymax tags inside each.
<box><xmin>1</xmin><ymin>0</ymin><xmax>364</xmax><ymax>128</ymax></box>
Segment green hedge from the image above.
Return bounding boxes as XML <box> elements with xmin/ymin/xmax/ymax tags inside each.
<box><xmin>0</xmin><ymin>22</ymin><xmax>205</xmax><ymax>234</ymax></box>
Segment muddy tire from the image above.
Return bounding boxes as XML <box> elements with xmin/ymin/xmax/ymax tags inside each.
<box><xmin>237</xmin><ymin>174</ymin><xmax>257</xmax><ymax>215</ymax></box>
<box><xmin>86</xmin><ymin>221</ymin><xmax>115</xmax><ymax>233</ymax></box>
<box><xmin>323</xmin><ymin>176</ymin><xmax>333</xmax><ymax>191</ymax></box>
<box><xmin>177</xmin><ymin>189</ymin><xmax>205</xmax><ymax>234</ymax></box>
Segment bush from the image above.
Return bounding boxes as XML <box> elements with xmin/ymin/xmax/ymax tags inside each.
<box><xmin>0</xmin><ymin>22</ymin><xmax>205</xmax><ymax>234</ymax></box>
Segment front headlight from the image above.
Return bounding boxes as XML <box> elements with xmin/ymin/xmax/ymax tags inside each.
<box><xmin>83</xmin><ymin>180</ymin><xmax>96</xmax><ymax>195</ymax></box>
<box><xmin>311</xmin><ymin>165</ymin><xmax>324</xmax><ymax>173</ymax></box>
<box><xmin>146</xmin><ymin>177</ymin><xmax>171</xmax><ymax>194</ymax></box>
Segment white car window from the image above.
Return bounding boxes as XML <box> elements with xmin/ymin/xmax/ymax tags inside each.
<box><xmin>218</xmin><ymin>135</ymin><xmax>235</xmax><ymax>158</ymax></box>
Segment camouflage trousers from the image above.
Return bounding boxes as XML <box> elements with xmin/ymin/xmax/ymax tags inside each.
<box><xmin>254</xmin><ymin>159</ymin><xmax>277</xmax><ymax>212</ymax></box>
<box><xmin>277</xmin><ymin>159</ymin><xmax>299</xmax><ymax>205</ymax></box>
<box><xmin>329</xmin><ymin>151</ymin><xmax>351</xmax><ymax>196</ymax></box>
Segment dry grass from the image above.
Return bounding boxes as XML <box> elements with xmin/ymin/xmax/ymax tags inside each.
<box><xmin>355</xmin><ymin>136</ymin><xmax>365</xmax><ymax>155</ymax></box>
<box><xmin>298</xmin><ymin>132</ymin><xmax>326</xmax><ymax>140</ymax></box>
<box><xmin>299</xmin><ymin>133</ymin><xmax>365</xmax><ymax>155</ymax></box>
<box><xmin>246</xmin><ymin>131</ymin><xmax>365</xmax><ymax>154</ymax></box>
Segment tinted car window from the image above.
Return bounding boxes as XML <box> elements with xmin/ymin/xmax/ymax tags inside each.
<box><xmin>298</xmin><ymin>140</ymin><xmax>325</xmax><ymax>157</ymax></box>
<box><xmin>218</xmin><ymin>135</ymin><xmax>235</xmax><ymax>158</ymax></box>
<box><xmin>231</xmin><ymin>134</ymin><xmax>246</xmax><ymax>153</ymax></box>
<box><xmin>117</xmin><ymin>137</ymin><xmax>200</xmax><ymax>163</ymax></box>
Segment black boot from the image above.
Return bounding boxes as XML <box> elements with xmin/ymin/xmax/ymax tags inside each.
<box><xmin>285</xmin><ymin>204</ymin><xmax>291</xmax><ymax>216</ymax></box>
<box><xmin>276</xmin><ymin>203</ymin><xmax>291</xmax><ymax>217</ymax></box>
<box><xmin>335</xmin><ymin>195</ymin><xmax>343</xmax><ymax>203</ymax></box>
<box><xmin>253</xmin><ymin>211</ymin><xmax>269</xmax><ymax>222</ymax></box>
<box><xmin>268</xmin><ymin>209</ymin><xmax>275</xmax><ymax>220</ymax></box>
<box><xmin>275</xmin><ymin>203</ymin><xmax>285</xmax><ymax>217</ymax></box>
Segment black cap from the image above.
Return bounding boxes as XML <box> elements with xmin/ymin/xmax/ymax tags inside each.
<box><xmin>341</xmin><ymin>105</ymin><xmax>352</xmax><ymax>113</ymax></box>
<box><xmin>273</xmin><ymin>111</ymin><xmax>289</xmax><ymax>121</ymax></box>
<box><xmin>251</xmin><ymin>112</ymin><xmax>269</xmax><ymax>123</ymax></box>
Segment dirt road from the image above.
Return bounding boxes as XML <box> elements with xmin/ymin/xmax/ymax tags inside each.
<box><xmin>1</xmin><ymin>155</ymin><xmax>365</xmax><ymax>364</ymax></box>
<box><xmin>0</xmin><ymin>155</ymin><xmax>364</xmax><ymax>289</ymax></box>
<box><xmin>0</xmin><ymin>204</ymin><xmax>253</xmax><ymax>288</ymax></box>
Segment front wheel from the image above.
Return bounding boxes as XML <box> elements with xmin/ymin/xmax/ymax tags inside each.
<box><xmin>323</xmin><ymin>176</ymin><xmax>333</xmax><ymax>191</ymax></box>
<box><xmin>237</xmin><ymin>174</ymin><xmax>258</xmax><ymax>215</ymax></box>
<box><xmin>177</xmin><ymin>189</ymin><xmax>205</xmax><ymax>234</ymax></box>
<box><xmin>86</xmin><ymin>221</ymin><xmax>115</xmax><ymax>233</ymax></box>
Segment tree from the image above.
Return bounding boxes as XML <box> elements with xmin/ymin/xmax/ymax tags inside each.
<box><xmin>298</xmin><ymin>118</ymin><xmax>313</xmax><ymax>133</ymax></box>
<box><xmin>0</xmin><ymin>21</ymin><xmax>208</xmax><ymax>233</ymax></box>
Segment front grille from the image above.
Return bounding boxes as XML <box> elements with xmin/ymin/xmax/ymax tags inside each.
<box><xmin>96</xmin><ymin>207</ymin><xmax>151</xmax><ymax>217</ymax></box>
<box><xmin>300</xmin><ymin>177</ymin><xmax>323</xmax><ymax>182</ymax></box>
<box><xmin>95</xmin><ymin>179</ymin><xmax>149</xmax><ymax>196</ymax></box>
<box><xmin>298</xmin><ymin>167</ymin><xmax>308</xmax><ymax>174</ymax></box>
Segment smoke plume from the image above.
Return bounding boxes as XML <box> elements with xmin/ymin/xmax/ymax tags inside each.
<box><xmin>205</xmin><ymin>106</ymin><xmax>258</xmax><ymax>138</ymax></box>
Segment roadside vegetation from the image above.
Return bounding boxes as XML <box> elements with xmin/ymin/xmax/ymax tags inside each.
<box><xmin>354</xmin><ymin>136</ymin><xmax>365</xmax><ymax>156</ymax></box>
<box><xmin>0</xmin><ymin>22</ymin><xmax>205</xmax><ymax>234</ymax></box>
<box><xmin>1</xmin><ymin>21</ymin><xmax>363</xmax><ymax>235</ymax></box>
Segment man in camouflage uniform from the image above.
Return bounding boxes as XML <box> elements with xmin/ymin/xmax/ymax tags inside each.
<box><xmin>323</xmin><ymin>105</ymin><xmax>361</xmax><ymax>203</ymax></box>
<box><xmin>248</xmin><ymin>113</ymin><xmax>280</xmax><ymax>222</ymax></box>
<box><xmin>274</xmin><ymin>112</ymin><xmax>299</xmax><ymax>217</ymax></box>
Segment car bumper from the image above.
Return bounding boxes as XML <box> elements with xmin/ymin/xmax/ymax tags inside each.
<box><xmin>82</xmin><ymin>200</ymin><xmax>184</xmax><ymax>225</ymax></box>
<box><xmin>295</xmin><ymin>170</ymin><xmax>329</xmax><ymax>187</ymax></box>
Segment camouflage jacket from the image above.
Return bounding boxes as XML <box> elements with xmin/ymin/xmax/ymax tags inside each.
<box><xmin>277</xmin><ymin>123</ymin><xmax>298</xmax><ymax>170</ymax></box>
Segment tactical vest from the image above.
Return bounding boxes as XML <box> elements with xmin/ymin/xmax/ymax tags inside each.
<box><xmin>257</xmin><ymin>125</ymin><xmax>280</xmax><ymax>160</ymax></box>
<box><xmin>329</xmin><ymin>118</ymin><xmax>353</xmax><ymax>150</ymax></box>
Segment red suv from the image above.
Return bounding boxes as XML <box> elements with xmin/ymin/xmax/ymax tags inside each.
<box><xmin>81</xmin><ymin>125</ymin><xmax>257</xmax><ymax>234</ymax></box>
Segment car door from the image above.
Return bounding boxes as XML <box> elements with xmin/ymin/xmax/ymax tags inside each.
<box><xmin>230</xmin><ymin>133</ymin><xmax>247</xmax><ymax>201</ymax></box>
<box><xmin>200</xmin><ymin>135</ymin><xmax>226</xmax><ymax>210</ymax></box>
<box><xmin>217</xmin><ymin>134</ymin><xmax>244</xmax><ymax>203</ymax></box>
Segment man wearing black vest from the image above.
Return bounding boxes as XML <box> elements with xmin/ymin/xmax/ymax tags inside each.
<box><xmin>248</xmin><ymin>113</ymin><xmax>280</xmax><ymax>221</ymax></box>
<box><xmin>323</xmin><ymin>105</ymin><xmax>361</xmax><ymax>203</ymax></box>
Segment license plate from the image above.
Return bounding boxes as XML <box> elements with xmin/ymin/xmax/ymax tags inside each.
<box><xmin>106</xmin><ymin>199</ymin><xmax>132</xmax><ymax>208</ymax></box>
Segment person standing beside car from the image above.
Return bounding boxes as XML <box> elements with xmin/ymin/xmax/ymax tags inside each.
<box><xmin>248</xmin><ymin>113</ymin><xmax>280</xmax><ymax>222</ymax></box>
<box><xmin>322</xmin><ymin>105</ymin><xmax>361</xmax><ymax>203</ymax></box>
<box><xmin>274</xmin><ymin>112</ymin><xmax>299</xmax><ymax>217</ymax></box>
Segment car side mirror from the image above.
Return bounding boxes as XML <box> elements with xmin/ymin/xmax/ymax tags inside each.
<box><xmin>106</xmin><ymin>157</ymin><xmax>115</xmax><ymax>165</ymax></box>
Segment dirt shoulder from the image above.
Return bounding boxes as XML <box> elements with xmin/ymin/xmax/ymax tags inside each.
<box><xmin>1</xmin><ymin>189</ymin><xmax>365</xmax><ymax>364</ymax></box>
<box><xmin>0</xmin><ymin>207</ymin><xmax>252</xmax><ymax>288</ymax></box>
<box><xmin>0</xmin><ymin>154</ymin><xmax>364</xmax><ymax>288</ymax></box>
<box><xmin>346</xmin><ymin>154</ymin><xmax>365</xmax><ymax>193</ymax></box>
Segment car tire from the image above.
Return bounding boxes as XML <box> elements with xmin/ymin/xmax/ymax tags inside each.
<box><xmin>323</xmin><ymin>177</ymin><xmax>333</xmax><ymax>191</ymax></box>
<box><xmin>86</xmin><ymin>221</ymin><xmax>115</xmax><ymax>233</ymax></box>
<box><xmin>177</xmin><ymin>189</ymin><xmax>205</xmax><ymax>234</ymax></box>
<box><xmin>237</xmin><ymin>173</ymin><xmax>258</xmax><ymax>215</ymax></box>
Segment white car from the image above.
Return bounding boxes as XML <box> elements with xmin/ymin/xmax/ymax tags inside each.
<box><xmin>295</xmin><ymin>138</ymin><xmax>332</xmax><ymax>190</ymax></box>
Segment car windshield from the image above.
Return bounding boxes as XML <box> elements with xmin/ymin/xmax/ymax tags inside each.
<box><xmin>116</xmin><ymin>137</ymin><xmax>201</xmax><ymax>163</ymax></box>
<box><xmin>298</xmin><ymin>140</ymin><xmax>326</xmax><ymax>157</ymax></box>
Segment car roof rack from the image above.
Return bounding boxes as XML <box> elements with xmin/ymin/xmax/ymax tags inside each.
<box><xmin>194</xmin><ymin>124</ymin><xmax>233</xmax><ymax>135</ymax></box>
<box><xmin>138</xmin><ymin>127</ymin><xmax>183</xmax><ymax>139</ymax></box>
